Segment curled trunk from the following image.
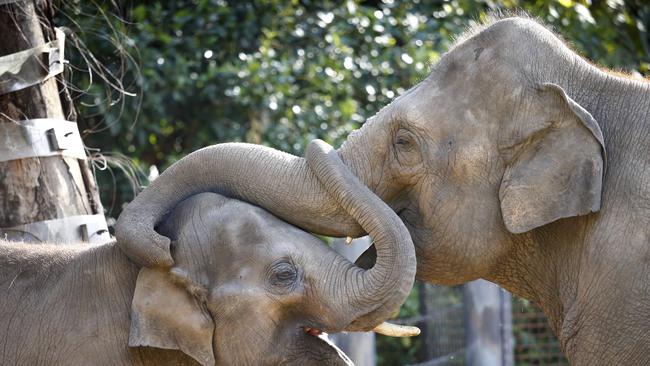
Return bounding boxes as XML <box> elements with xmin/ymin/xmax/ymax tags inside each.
<box><xmin>116</xmin><ymin>143</ymin><xmax>363</xmax><ymax>267</ymax></box>
<box><xmin>306</xmin><ymin>140</ymin><xmax>416</xmax><ymax>331</ymax></box>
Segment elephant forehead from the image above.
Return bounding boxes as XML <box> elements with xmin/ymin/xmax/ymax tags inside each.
<box><xmin>176</xmin><ymin>199</ymin><xmax>323</xmax><ymax>264</ymax></box>
<box><xmin>211</xmin><ymin>278</ymin><xmax>265</xmax><ymax>301</ymax></box>
<box><xmin>181</xmin><ymin>199</ymin><xmax>277</xmax><ymax>242</ymax></box>
<box><xmin>214</xmin><ymin>206</ymin><xmax>321</xmax><ymax>248</ymax></box>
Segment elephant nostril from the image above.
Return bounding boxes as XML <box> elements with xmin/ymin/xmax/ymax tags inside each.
<box><xmin>304</xmin><ymin>327</ymin><xmax>322</xmax><ymax>337</ymax></box>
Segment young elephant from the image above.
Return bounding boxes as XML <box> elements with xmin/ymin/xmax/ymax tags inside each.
<box><xmin>0</xmin><ymin>192</ymin><xmax>414</xmax><ymax>365</ymax></box>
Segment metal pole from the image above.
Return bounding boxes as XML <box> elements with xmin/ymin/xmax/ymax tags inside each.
<box><xmin>463</xmin><ymin>279</ymin><xmax>514</xmax><ymax>366</ymax></box>
<box><xmin>330</xmin><ymin>236</ymin><xmax>377</xmax><ymax>366</ymax></box>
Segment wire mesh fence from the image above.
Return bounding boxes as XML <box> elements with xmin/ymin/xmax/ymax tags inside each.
<box><xmin>414</xmin><ymin>283</ymin><xmax>466</xmax><ymax>365</ymax></box>
<box><xmin>331</xmin><ymin>240</ymin><xmax>568</xmax><ymax>366</ymax></box>
<box><xmin>512</xmin><ymin>298</ymin><xmax>569</xmax><ymax>365</ymax></box>
<box><xmin>376</xmin><ymin>283</ymin><xmax>568</xmax><ymax>365</ymax></box>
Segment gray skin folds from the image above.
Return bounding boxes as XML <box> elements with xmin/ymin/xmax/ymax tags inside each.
<box><xmin>117</xmin><ymin>16</ymin><xmax>650</xmax><ymax>365</ymax></box>
<box><xmin>0</xmin><ymin>193</ymin><xmax>366</xmax><ymax>365</ymax></box>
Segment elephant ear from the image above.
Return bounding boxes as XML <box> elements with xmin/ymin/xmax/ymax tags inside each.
<box><xmin>129</xmin><ymin>267</ymin><xmax>215</xmax><ymax>366</ymax></box>
<box><xmin>498</xmin><ymin>83</ymin><xmax>606</xmax><ymax>234</ymax></box>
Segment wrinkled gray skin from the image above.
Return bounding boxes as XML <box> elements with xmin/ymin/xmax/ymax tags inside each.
<box><xmin>0</xmin><ymin>192</ymin><xmax>409</xmax><ymax>365</ymax></box>
<box><xmin>117</xmin><ymin>17</ymin><xmax>650</xmax><ymax>365</ymax></box>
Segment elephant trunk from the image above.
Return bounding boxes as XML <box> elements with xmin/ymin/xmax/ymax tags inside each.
<box><xmin>115</xmin><ymin>143</ymin><xmax>364</xmax><ymax>267</ymax></box>
<box><xmin>115</xmin><ymin>139</ymin><xmax>414</xmax><ymax>334</ymax></box>
<box><xmin>306</xmin><ymin>140</ymin><xmax>416</xmax><ymax>332</ymax></box>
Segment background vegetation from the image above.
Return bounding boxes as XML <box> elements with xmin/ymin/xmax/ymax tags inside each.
<box><xmin>57</xmin><ymin>0</ymin><xmax>649</xmax><ymax>217</ymax></box>
<box><xmin>56</xmin><ymin>0</ymin><xmax>648</xmax><ymax>364</ymax></box>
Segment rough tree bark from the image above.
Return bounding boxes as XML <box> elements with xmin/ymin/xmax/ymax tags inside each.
<box><xmin>0</xmin><ymin>0</ymin><xmax>104</xmax><ymax>240</ymax></box>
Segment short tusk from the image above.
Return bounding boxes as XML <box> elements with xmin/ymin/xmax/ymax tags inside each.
<box><xmin>372</xmin><ymin>322</ymin><xmax>421</xmax><ymax>337</ymax></box>
<box><xmin>345</xmin><ymin>236</ymin><xmax>353</xmax><ymax>245</ymax></box>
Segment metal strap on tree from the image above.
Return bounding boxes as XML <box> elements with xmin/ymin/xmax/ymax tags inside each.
<box><xmin>0</xmin><ymin>214</ymin><xmax>110</xmax><ymax>244</ymax></box>
<box><xmin>0</xmin><ymin>5</ymin><xmax>108</xmax><ymax>246</ymax></box>
<box><xmin>0</xmin><ymin>118</ymin><xmax>86</xmax><ymax>162</ymax></box>
<box><xmin>0</xmin><ymin>27</ymin><xmax>65</xmax><ymax>95</ymax></box>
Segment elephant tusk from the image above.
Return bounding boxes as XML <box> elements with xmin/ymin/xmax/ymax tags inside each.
<box><xmin>345</xmin><ymin>236</ymin><xmax>353</xmax><ymax>245</ymax></box>
<box><xmin>372</xmin><ymin>322</ymin><xmax>421</xmax><ymax>337</ymax></box>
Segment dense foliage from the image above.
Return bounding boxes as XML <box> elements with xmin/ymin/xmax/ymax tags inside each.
<box><xmin>57</xmin><ymin>0</ymin><xmax>648</xmax><ymax>217</ymax></box>
<box><xmin>56</xmin><ymin>0</ymin><xmax>648</xmax><ymax>364</ymax></box>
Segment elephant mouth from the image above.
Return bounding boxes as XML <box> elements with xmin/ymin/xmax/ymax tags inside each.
<box><xmin>396</xmin><ymin>207</ymin><xmax>416</xmax><ymax>233</ymax></box>
<box><xmin>396</xmin><ymin>205</ymin><xmax>429</xmax><ymax>232</ymax></box>
<box><xmin>396</xmin><ymin>207</ymin><xmax>408</xmax><ymax>220</ymax></box>
<box><xmin>304</xmin><ymin>327</ymin><xmax>323</xmax><ymax>337</ymax></box>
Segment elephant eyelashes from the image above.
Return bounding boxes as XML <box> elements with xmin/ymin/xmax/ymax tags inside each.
<box><xmin>395</xmin><ymin>137</ymin><xmax>411</xmax><ymax>147</ymax></box>
<box><xmin>395</xmin><ymin>131</ymin><xmax>415</xmax><ymax>152</ymax></box>
<box><xmin>394</xmin><ymin>129</ymin><xmax>423</xmax><ymax>168</ymax></box>
<box><xmin>267</xmin><ymin>259</ymin><xmax>300</xmax><ymax>292</ymax></box>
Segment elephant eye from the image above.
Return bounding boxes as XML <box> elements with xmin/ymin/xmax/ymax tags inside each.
<box><xmin>395</xmin><ymin>130</ymin><xmax>415</xmax><ymax>152</ymax></box>
<box><xmin>267</xmin><ymin>259</ymin><xmax>299</xmax><ymax>292</ymax></box>
<box><xmin>396</xmin><ymin>137</ymin><xmax>410</xmax><ymax>146</ymax></box>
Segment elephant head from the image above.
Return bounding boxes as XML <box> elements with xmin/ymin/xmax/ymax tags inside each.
<box><xmin>129</xmin><ymin>191</ymin><xmax>416</xmax><ymax>365</ymax></box>
<box><xmin>117</xmin><ymin>16</ymin><xmax>605</xmax><ymax>291</ymax></box>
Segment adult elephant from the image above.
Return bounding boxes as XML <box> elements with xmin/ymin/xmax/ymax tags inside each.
<box><xmin>117</xmin><ymin>16</ymin><xmax>650</xmax><ymax>365</ymax></box>
<box><xmin>0</xmin><ymin>191</ymin><xmax>415</xmax><ymax>365</ymax></box>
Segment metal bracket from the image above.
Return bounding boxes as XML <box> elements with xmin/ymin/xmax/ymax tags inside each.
<box><xmin>0</xmin><ymin>118</ymin><xmax>86</xmax><ymax>162</ymax></box>
<box><xmin>0</xmin><ymin>214</ymin><xmax>111</xmax><ymax>244</ymax></box>
<box><xmin>0</xmin><ymin>27</ymin><xmax>65</xmax><ymax>95</ymax></box>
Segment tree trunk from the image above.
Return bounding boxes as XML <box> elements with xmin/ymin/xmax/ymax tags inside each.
<box><xmin>0</xmin><ymin>0</ymin><xmax>105</xmax><ymax>243</ymax></box>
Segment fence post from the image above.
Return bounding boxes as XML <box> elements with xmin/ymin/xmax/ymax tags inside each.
<box><xmin>463</xmin><ymin>280</ymin><xmax>514</xmax><ymax>366</ymax></box>
<box><xmin>330</xmin><ymin>236</ymin><xmax>376</xmax><ymax>366</ymax></box>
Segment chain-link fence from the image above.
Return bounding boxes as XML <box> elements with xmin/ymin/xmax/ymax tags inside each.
<box><xmin>331</xmin><ymin>239</ymin><xmax>568</xmax><ymax>366</ymax></box>
<box><xmin>413</xmin><ymin>283</ymin><xmax>465</xmax><ymax>365</ymax></box>
<box><xmin>512</xmin><ymin>298</ymin><xmax>568</xmax><ymax>365</ymax></box>
<box><xmin>377</xmin><ymin>284</ymin><xmax>568</xmax><ymax>366</ymax></box>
